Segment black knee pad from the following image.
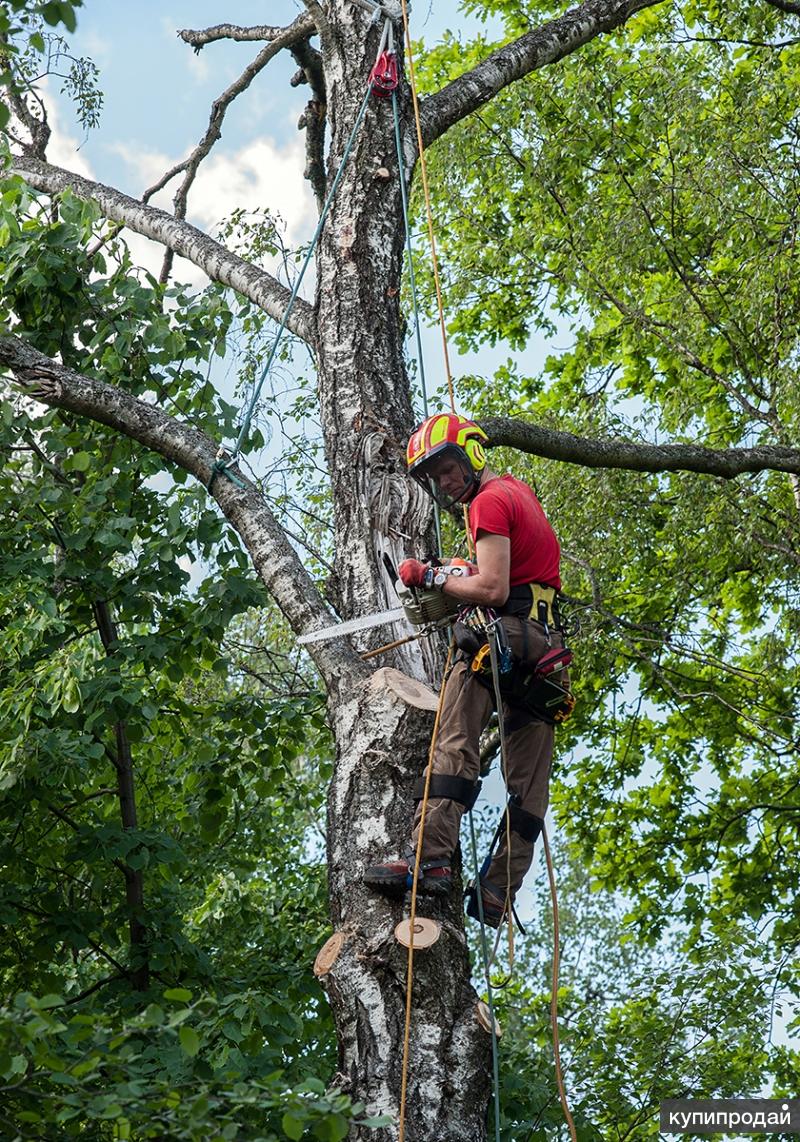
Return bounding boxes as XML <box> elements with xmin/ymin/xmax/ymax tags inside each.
<box><xmin>413</xmin><ymin>773</ymin><xmax>482</xmax><ymax>810</ymax></box>
<box><xmin>507</xmin><ymin>802</ymin><xmax>544</xmax><ymax>844</ymax></box>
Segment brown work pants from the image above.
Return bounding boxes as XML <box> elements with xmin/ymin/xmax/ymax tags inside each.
<box><xmin>411</xmin><ymin>616</ymin><xmax>562</xmax><ymax>901</ymax></box>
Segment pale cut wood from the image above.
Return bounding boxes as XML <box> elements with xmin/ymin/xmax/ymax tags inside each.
<box><xmin>314</xmin><ymin>932</ymin><xmax>347</xmax><ymax>977</ymax></box>
<box><xmin>476</xmin><ymin>1000</ymin><xmax>503</xmax><ymax>1039</ymax></box>
<box><xmin>394</xmin><ymin>917</ymin><xmax>441</xmax><ymax>949</ymax></box>
<box><xmin>370</xmin><ymin>666</ymin><xmax>439</xmax><ymax>712</ymax></box>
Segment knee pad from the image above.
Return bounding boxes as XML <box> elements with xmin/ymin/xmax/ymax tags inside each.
<box><xmin>413</xmin><ymin>773</ymin><xmax>482</xmax><ymax>810</ymax></box>
<box><xmin>507</xmin><ymin>802</ymin><xmax>544</xmax><ymax>844</ymax></box>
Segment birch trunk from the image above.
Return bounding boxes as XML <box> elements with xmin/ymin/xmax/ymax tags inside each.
<box><xmin>312</xmin><ymin>4</ymin><xmax>492</xmax><ymax>1136</ymax></box>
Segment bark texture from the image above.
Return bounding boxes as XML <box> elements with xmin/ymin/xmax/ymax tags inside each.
<box><xmin>482</xmin><ymin>415</ymin><xmax>800</xmax><ymax>477</ymax></box>
<box><xmin>309</xmin><ymin>5</ymin><xmax>492</xmax><ymax>1136</ymax></box>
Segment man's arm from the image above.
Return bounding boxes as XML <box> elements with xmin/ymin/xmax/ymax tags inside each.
<box><xmin>440</xmin><ymin>532</ymin><xmax>510</xmax><ymax>607</ymax></box>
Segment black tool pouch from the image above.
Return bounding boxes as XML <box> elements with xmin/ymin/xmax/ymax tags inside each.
<box><xmin>453</xmin><ymin>620</ymin><xmax>485</xmax><ymax>658</ymax></box>
<box><xmin>505</xmin><ymin>669</ymin><xmax>575</xmax><ymax>725</ymax></box>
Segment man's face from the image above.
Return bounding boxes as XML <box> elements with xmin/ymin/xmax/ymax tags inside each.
<box><xmin>427</xmin><ymin>454</ymin><xmax>470</xmax><ymax>503</ymax></box>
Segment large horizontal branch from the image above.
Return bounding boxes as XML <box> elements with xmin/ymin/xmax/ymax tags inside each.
<box><xmin>10</xmin><ymin>156</ymin><xmax>317</xmax><ymax>347</ymax></box>
<box><xmin>763</xmin><ymin>0</ymin><xmax>800</xmax><ymax>14</ymax></box>
<box><xmin>481</xmin><ymin>416</ymin><xmax>800</xmax><ymax>477</ymax></box>
<box><xmin>0</xmin><ymin>334</ymin><xmax>363</xmax><ymax>687</ymax></box>
<box><xmin>178</xmin><ymin>17</ymin><xmax>316</xmax><ymax>49</ymax></box>
<box><xmin>420</xmin><ymin>0</ymin><xmax>664</xmax><ymax>146</ymax></box>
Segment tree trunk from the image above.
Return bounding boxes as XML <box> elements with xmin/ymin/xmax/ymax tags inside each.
<box><xmin>313</xmin><ymin>5</ymin><xmax>492</xmax><ymax>1136</ymax></box>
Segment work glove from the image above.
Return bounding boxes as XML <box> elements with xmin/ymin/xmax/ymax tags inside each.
<box><xmin>398</xmin><ymin>558</ymin><xmax>431</xmax><ymax>588</ymax></box>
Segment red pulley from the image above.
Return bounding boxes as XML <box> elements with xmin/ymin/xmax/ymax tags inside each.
<box><xmin>369</xmin><ymin>50</ymin><xmax>399</xmax><ymax>97</ymax></box>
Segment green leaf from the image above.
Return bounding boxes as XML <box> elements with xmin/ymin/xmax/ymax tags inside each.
<box><xmin>68</xmin><ymin>451</ymin><xmax>91</xmax><ymax>472</ymax></box>
<box><xmin>281</xmin><ymin>1111</ymin><xmax>304</xmax><ymax>1141</ymax></box>
<box><xmin>178</xmin><ymin>1025</ymin><xmax>200</xmax><ymax>1057</ymax></box>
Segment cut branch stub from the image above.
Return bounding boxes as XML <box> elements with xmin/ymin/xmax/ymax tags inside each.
<box><xmin>476</xmin><ymin>999</ymin><xmax>502</xmax><ymax>1038</ymax></box>
<box><xmin>394</xmin><ymin>917</ymin><xmax>441</xmax><ymax>949</ymax></box>
<box><xmin>370</xmin><ymin>666</ymin><xmax>439</xmax><ymax>712</ymax></box>
<box><xmin>314</xmin><ymin>931</ymin><xmax>347</xmax><ymax>977</ymax></box>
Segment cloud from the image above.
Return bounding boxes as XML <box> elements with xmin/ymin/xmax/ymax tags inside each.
<box><xmin>109</xmin><ymin>133</ymin><xmax>317</xmax><ymax>288</ymax></box>
<box><xmin>32</xmin><ymin>82</ymin><xmax>95</xmax><ymax>179</ymax></box>
<box><xmin>189</xmin><ymin>137</ymin><xmax>315</xmax><ymax>245</ymax></box>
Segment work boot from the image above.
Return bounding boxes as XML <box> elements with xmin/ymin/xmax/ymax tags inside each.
<box><xmin>363</xmin><ymin>854</ymin><xmax>452</xmax><ymax>899</ymax></box>
<box><xmin>465</xmin><ymin>879</ymin><xmax>507</xmax><ymax>929</ymax></box>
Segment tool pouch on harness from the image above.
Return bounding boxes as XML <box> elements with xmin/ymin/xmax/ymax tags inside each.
<box><xmin>459</xmin><ymin>621</ymin><xmax>576</xmax><ymax>726</ymax></box>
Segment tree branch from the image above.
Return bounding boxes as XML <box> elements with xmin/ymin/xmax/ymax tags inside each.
<box><xmin>763</xmin><ymin>0</ymin><xmax>800</xmax><ymax>14</ymax></box>
<box><xmin>153</xmin><ymin>16</ymin><xmax>318</xmax><ymax>284</ymax></box>
<box><xmin>291</xmin><ymin>37</ymin><xmax>327</xmax><ymax>211</ymax></box>
<box><xmin>481</xmin><ymin>416</ymin><xmax>800</xmax><ymax>477</ymax></box>
<box><xmin>0</xmin><ymin>335</ymin><xmax>364</xmax><ymax>688</ymax></box>
<box><xmin>177</xmin><ymin>17</ymin><xmax>316</xmax><ymax>49</ymax></box>
<box><xmin>420</xmin><ymin>0</ymin><xmax>665</xmax><ymax>147</ymax></box>
<box><xmin>10</xmin><ymin>156</ymin><xmax>317</xmax><ymax>346</ymax></box>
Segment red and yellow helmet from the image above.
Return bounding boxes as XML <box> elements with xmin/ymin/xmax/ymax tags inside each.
<box><xmin>406</xmin><ymin>413</ymin><xmax>489</xmax><ymax>508</ymax></box>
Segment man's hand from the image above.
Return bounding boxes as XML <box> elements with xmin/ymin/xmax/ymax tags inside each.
<box><xmin>398</xmin><ymin>558</ymin><xmax>430</xmax><ymax>588</ymax></box>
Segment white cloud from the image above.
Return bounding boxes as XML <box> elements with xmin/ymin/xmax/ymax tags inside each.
<box><xmin>27</xmin><ymin>82</ymin><xmax>95</xmax><ymax>179</ymax></box>
<box><xmin>189</xmin><ymin>136</ymin><xmax>315</xmax><ymax>245</ymax></box>
<box><xmin>108</xmin><ymin>134</ymin><xmax>317</xmax><ymax>288</ymax></box>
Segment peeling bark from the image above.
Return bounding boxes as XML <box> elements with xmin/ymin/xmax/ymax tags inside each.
<box><xmin>323</xmin><ymin>669</ymin><xmax>490</xmax><ymax>1140</ymax></box>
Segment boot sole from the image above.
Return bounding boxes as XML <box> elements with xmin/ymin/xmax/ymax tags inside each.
<box><xmin>364</xmin><ymin>873</ymin><xmax>452</xmax><ymax>899</ymax></box>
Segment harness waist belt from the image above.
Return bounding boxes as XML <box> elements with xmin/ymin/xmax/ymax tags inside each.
<box><xmin>500</xmin><ymin>581</ymin><xmax>561</xmax><ymax>628</ymax></box>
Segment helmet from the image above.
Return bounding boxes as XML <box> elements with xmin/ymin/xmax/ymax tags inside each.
<box><xmin>406</xmin><ymin>413</ymin><xmax>488</xmax><ymax>508</ymax></box>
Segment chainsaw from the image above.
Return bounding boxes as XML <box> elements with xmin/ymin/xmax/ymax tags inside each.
<box><xmin>297</xmin><ymin>556</ymin><xmax>471</xmax><ymax>646</ymax></box>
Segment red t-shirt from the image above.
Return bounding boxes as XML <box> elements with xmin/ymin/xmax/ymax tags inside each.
<box><xmin>469</xmin><ymin>475</ymin><xmax>561</xmax><ymax>590</ymax></box>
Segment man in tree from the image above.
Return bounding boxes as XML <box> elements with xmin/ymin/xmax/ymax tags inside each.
<box><xmin>364</xmin><ymin>412</ymin><xmax>570</xmax><ymax>927</ymax></box>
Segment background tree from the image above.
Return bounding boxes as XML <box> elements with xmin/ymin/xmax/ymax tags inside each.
<box><xmin>1</xmin><ymin>1</ymin><xmax>799</xmax><ymax>1139</ymax></box>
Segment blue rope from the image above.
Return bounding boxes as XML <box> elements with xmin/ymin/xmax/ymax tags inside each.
<box><xmin>469</xmin><ymin>810</ymin><xmax>503</xmax><ymax>1142</ymax></box>
<box><xmin>208</xmin><ymin>82</ymin><xmax>375</xmax><ymax>492</ymax></box>
<box><xmin>390</xmin><ymin>88</ymin><xmax>442</xmax><ymax>556</ymax></box>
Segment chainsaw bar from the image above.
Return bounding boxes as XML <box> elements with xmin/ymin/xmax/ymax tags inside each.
<box><xmin>297</xmin><ymin>607</ymin><xmax>407</xmax><ymax>645</ymax></box>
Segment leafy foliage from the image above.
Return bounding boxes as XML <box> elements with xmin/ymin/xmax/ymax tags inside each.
<box><xmin>416</xmin><ymin>1</ymin><xmax>800</xmax><ymax>1117</ymax></box>
<box><xmin>0</xmin><ymin>991</ymin><xmax>389</xmax><ymax>1140</ymax></box>
<box><xmin>0</xmin><ymin>187</ymin><xmax>366</xmax><ymax>1139</ymax></box>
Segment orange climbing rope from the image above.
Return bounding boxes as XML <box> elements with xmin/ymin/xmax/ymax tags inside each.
<box><xmin>543</xmin><ymin>825</ymin><xmax>578</xmax><ymax>1142</ymax></box>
